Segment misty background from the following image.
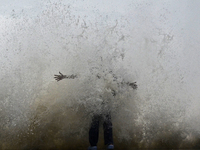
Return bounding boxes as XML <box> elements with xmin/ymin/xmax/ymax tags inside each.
<box><xmin>0</xmin><ymin>0</ymin><xmax>200</xmax><ymax>149</ymax></box>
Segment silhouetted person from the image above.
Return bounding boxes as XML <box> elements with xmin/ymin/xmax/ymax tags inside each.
<box><xmin>54</xmin><ymin>72</ymin><xmax>137</xmax><ymax>150</ymax></box>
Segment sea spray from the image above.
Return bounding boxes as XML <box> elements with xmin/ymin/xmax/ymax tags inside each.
<box><xmin>0</xmin><ymin>1</ymin><xmax>200</xmax><ymax>149</ymax></box>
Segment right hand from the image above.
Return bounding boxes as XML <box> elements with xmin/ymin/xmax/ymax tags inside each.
<box><xmin>54</xmin><ymin>72</ymin><xmax>65</xmax><ymax>82</ymax></box>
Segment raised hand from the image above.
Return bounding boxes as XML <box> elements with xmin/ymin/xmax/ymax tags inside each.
<box><xmin>54</xmin><ymin>72</ymin><xmax>78</xmax><ymax>81</ymax></box>
<box><xmin>54</xmin><ymin>72</ymin><xmax>66</xmax><ymax>81</ymax></box>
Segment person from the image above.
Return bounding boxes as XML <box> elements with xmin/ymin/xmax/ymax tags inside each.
<box><xmin>54</xmin><ymin>72</ymin><xmax>137</xmax><ymax>150</ymax></box>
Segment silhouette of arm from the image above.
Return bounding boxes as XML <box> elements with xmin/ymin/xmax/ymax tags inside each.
<box><xmin>54</xmin><ymin>72</ymin><xmax>77</xmax><ymax>82</ymax></box>
<box><xmin>109</xmin><ymin>71</ymin><xmax>138</xmax><ymax>90</ymax></box>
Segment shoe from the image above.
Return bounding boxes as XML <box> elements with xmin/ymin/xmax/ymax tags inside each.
<box><xmin>107</xmin><ymin>144</ymin><xmax>114</xmax><ymax>149</ymax></box>
<box><xmin>88</xmin><ymin>146</ymin><xmax>97</xmax><ymax>150</ymax></box>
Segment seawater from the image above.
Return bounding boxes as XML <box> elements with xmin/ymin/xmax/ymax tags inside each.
<box><xmin>1</xmin><ymin>1</ymin><xmax>200</xmax><ymax>149</ymax></box>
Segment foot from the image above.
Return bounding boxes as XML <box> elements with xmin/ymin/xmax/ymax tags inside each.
<box><xmin>88</xmin><ymin>146</ymin><xmax>97</xmax><ymax>150</ymax></box>
<box><xmin>107</xmin><ymin>144</ymin><xmax>114</xmax><ymax>149</ymax></box>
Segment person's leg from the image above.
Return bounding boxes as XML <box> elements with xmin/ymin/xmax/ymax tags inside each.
<box><xmin>103</xmin><ymin>114</ymin><xmax>114</xmax><ymax>146</ymax></box>
<box><xmin>89</xmin><ymin>115</ymin><xmax>100</xmax><ymax>147</ymax></box>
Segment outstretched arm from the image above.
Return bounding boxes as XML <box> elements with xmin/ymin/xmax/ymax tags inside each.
<box><xmin>109</xmin><ymin>71</ymin><xmax>137</xmax><ymax>90</ymax></box>
<box><xmin>54</xmin><ymin>72</ymin><xmax>77</xmax><ymax>81</ymax></box>
<box><xmin>111</xmin><ymin>82</ymin><xmax>137</xmax><ymax>97</ymax></box>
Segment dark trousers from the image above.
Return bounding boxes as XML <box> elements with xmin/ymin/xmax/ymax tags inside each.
<box><xmin>89</xmin><ymin>114</ymin><xmax>113</xmax><ymax>146</ymax></box>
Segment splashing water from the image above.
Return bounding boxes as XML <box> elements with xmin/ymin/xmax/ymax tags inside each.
<box><xmin>1</xmin><ymin>0</ymin><xmax>200</xmax><ymax>149</ymax></box>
